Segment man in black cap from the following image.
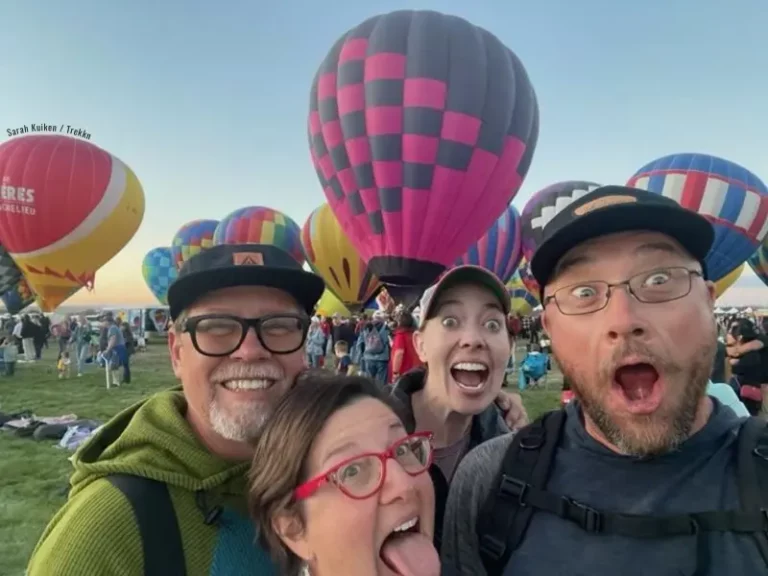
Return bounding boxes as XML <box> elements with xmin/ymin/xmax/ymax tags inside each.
<box><xmin>441</xmin><ymin>186</ymin><xmax>768</xmax><ymax>575</ymax></box>
<box><xmin>28</xmin><ymin>244</ymin><xmax>326</xmax><ymax>575</ymax></box>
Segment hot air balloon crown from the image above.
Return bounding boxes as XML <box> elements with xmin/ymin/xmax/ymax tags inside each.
<box><xmin>308</xmin><ymin>10</ymin><xmax>539</xmax><ymax>302</ymax></box>
<box><xmin>213</xmin><ymin>206</ymin><xmax>305</xmax><ymax>266</ymax></box>
<box><xmin>627</xmin><ymin>153</ymin><xmax>768</xmax><ymax>282</ymax></box>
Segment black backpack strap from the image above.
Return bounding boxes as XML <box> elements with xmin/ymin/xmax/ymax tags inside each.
<box><xmin>107</xmin><ymin>474</ymin><xmax>187</xmax><ymax>576</ymax></box>
<box><xmin>478</xmin><ymin>409</ymin><xmax>566</xmax><ymax>575</ymax></box>
<box><xmin>737</xmin><ymin>416</ymin><xmax>768</xmax><ymax>566</ymax></box>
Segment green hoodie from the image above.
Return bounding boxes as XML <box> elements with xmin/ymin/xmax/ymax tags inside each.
<box><xmin>27</xmin><ymin>390</ymin><xmax>276</xmax><ymax>575</ymax></box>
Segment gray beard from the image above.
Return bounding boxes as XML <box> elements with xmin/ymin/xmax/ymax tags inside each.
<box><xmin>208</xmin><ymin>394</ymin><xmax>272</xmax><ymax>443</ymax></box>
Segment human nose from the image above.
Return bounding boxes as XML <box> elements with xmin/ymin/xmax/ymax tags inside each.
<box><xmin>378</xmin><ymin>457</ymin><xmax>418</xmax><ymax>504</ymax></box>
<box><xmin>230</xmin><ymin>325</ymin><xmax>271</xmax><ymax>361</ymax></box>
<box><xmin>602</xmin><ymin>285</ymin><xmax>647</xmax><ymax>342</ymax></box>
<box><xmin>458</xmin><ymin>322</ymin><xmax>485</xmax><ymax>349</ymax></box>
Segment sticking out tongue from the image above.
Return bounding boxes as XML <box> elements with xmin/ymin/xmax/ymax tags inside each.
<box><xmin>451</xmin><ymin>369</ymin><xmax>486</xmax><ymax>388</ymax></box>
<box><xmin>615</xmin><ymin>363</ymin><xmax>659</xmax><ymax>401</ymax></box>
<box><xmin>380</xmin><ymin>532</ymin><xmax>440</xmax><ymax>576</ymax></box>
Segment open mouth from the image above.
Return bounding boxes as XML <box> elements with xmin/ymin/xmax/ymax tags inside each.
<box><xmin>450</xmin><ymin>361</ymin><xmax>489</xmax><ymax>393</ymax></box>
<box><xmin>612</xmin><ymin>362</ymin><xmax>662</xmax><ymax>414</ymax></box>
<box><xmin>219</xmin><ymin>379</ymin><xmax>275</xmax><ymax>392</ymax></box>
<box><xmin>379</xmin><ymin>517</ymin><xmax>438</xmax><ymax>576</ymax></box>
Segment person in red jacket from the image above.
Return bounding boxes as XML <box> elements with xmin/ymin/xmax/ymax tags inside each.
<box><xmin>389</xmin><ymin>311</ymin><xmax>422</xmax><ymax>383</ymax></box>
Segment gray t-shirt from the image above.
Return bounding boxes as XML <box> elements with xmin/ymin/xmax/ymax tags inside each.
<box><xmin>441</xmin><ymin>400</ymin><xmax>766</xmax><ymax>576</ymax></box>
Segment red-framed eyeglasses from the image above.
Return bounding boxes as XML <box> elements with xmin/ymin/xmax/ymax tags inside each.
<box><xmin>294</xmin><ymin>431</ymin><xmax>434</xmax><ymax>501</ymax></box>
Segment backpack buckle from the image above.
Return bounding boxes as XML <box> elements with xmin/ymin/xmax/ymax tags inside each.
<box><xmin>566</xmin><ymin>498</ymin><xmax>603</xmax><ymax>533</ymax></box>
<box><xmin>479</xmin><ymin>535</ymin><xmax>506</xmax><ymax>560</ymax></box>
<box><xmin>499</xmin><ymin>476</ymin><xmax>529</xmax><ymax>506</ymax></box>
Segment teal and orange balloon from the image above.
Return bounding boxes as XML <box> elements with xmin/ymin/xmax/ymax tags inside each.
<box><xmin>214</xmin><ymin>206</ymin><xmax>304</xmax><ymax>265</ymax></box>
<box><xmin>142</xmin><ymin>247</ymin><xmax>178</xmax><ymax>305</ymax></box>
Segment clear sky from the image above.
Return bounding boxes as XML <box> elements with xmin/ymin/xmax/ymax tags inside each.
<box><xmin>2</xmin><ymin>0</ymin><xmax>766</xmax><ymax>307</ymax></box>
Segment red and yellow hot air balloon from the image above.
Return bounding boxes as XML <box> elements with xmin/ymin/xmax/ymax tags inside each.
<box><xmin>0</xmin><ymin>135</ymin><xmax>145</xmax><ymax>310</ymax></box>
<box><xmin>302</xmin><ymin>203</ymin><xmax>380</xmax><ymax>311</ymax></box>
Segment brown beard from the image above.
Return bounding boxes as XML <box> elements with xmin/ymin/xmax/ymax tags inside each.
<box><xmin>556</xmin><ymin>334</ymin><xmax>715</xmax><ymax>457</ymax></box>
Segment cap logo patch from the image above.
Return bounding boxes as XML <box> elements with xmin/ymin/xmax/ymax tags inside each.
<box><xmin>232</xmin><ymin>252</ymin><xmax>264</xmax><ymax>266</ymax></box>
<box><xmin>573</xmin><ymin>195</ymin><xmax>638</xmax><ymax>216</ymax></box>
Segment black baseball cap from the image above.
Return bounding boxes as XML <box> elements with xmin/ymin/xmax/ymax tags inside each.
<box><xmin>167</xmin><ymin>244</ymin><xmax>326</xmax><ymax>320</ymax></box>
<box><xmin>530</xmin><ymin>185</ymin><xmax>714</xmax><ymax>289</ymax></box>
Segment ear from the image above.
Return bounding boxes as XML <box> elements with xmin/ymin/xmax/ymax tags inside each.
<box><xmin>167</xmin><ymin>329</ymin><xmax>184</xmax><ymax>379</ymax></box>
<box><xmin>272</xmin><ymin>510</ymin><xmax>312</xmax><ymax>562</ymax></box>
<box><xmin>704</xmin><ymin>280</ymin><xmax>717</xmax><ymax>308</ymax></box>
<box><xmin>540</xmin><ymin>309</ymin><xmax>550</xmax><ymax>335</ymax></box>
<box><xmin>412</xmin><ymin>329</ymin><xmax>428</xmax><ymax>364</ymax></box>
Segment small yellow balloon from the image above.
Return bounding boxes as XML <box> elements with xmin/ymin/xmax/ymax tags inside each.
<box><xmin>315</xmin><ymin>290</ymin><xmax>351</xmax><ymax>317</ymax></box>
<box><xmin>714</xmin><ymin>263</ymin><xmax>745</xmax><ymax>298</ymax></box>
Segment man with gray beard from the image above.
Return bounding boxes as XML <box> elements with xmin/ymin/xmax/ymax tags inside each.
<box><xmin>441</xmin><ymin>186</ymin><xmax>768</xmax><ymax>576</ymax></box>
<box><xmin>28</xmin><ymin>244</ymin><xmax>325</xmax><ymax>575</ymax></box>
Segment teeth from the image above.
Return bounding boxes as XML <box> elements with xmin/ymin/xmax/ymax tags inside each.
<box><xmin>223</xmin><ymin>379</ymin><xmax>273</xmax><ymax>391</ymax></box>
<box><xmin>393</xmin><ymin>517</ymin><xmax>418</xmax><ymax>533</ymax></box>
<box><xmin>452</xmin><ymin>362</ymin><xmax>488</xmax><ymax>372</ymax></box>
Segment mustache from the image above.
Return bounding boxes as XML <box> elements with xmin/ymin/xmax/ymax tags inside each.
<box><xmin>599</xmin><ymin>341</ymin><xmax>678</xmax><ymax>379</ymax></box>
<box><xmin>210</xmin><ymin>362</ymin><xmax>285</xmax><ymax>382</ymax></box>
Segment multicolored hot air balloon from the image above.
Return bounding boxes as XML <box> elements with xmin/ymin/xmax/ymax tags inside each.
<box><xmin>309</xmin><ymin>10</ymin><xmax>539</xmax><ymax>300</ymax></box>
<box><xmin>2</xmin><ymin>277</ymin><xmax>36</xmax><ymax>314</ymax></box>
<box><xmin>316</xmin><ymin>289</ymin><xmax>352</xmax><ymax>317</ymax></box>
<box><xmin>506</xmin><ymin>266</ymin><xmax>539</xmax><ymax>316</ymax></box>
<box><xmin>142</xmin><ymin>247</ymin><xmax>178</xmax><ymax>305</ymax></box>
<box><xmin>0</xmin><ymin>245</ymin><xmax>24</xmax><ymax>296</ymax></box>
<box><xmin>0</xmin><ymin>135</ymin><xmax>145</xmax><ymax>311</ymax></box>
<box><xmin>714</xmin><ymin>262</ymin><xmax>745</xmax><ymax>298</ymax></box>
<box><xmin>627</xmin><ymin>153</ymin><xmax>768</xmax><ymax>282</ymax></box>
<box><xmin>748</xmin><ymin>241</ymin><xmax>768</xmax><ymax>288</ymax></box>
<box><xmin>171</xmin><ymin>219</ymin><xmax>218</xmax><ymax>271</ymax></box>
<box><xmin>456</xmin><ymin>204</ymin><xmax>522</xmax><ymax>284</ymax></box>
<box><xmin>213</xmin><ymin>206</ymin><xmax>304</xmax><ymax>265</ymax></box>
<box><xmin>302</xmin><ymin>203</ymin><xmax>380</xmax><ymax>311</ymax></box>
<box><xmin>516</xmin><ymin>257</ymin><xmax>540</xmax><ymax>298</ymax></box>
<box><xmin>520</xmin><ymin>181</ymin><xmax>601</xmax><ymax>261</ymax></box>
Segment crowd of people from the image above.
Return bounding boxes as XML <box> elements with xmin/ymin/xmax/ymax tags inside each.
<box><xmin>24</xmin><ymin>186</ymin><xmax>768</xmax><ymax>576</ymax></box>
<box><xmin>0</xmin><ymin>311</ymin><xmax>137</xmax><ymax>386</ymax></box>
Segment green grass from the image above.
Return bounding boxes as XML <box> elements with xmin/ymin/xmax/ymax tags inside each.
<box><xmin>0</xmin><ymin>342</ymin><xmax>561</xmax><ymax>576</ymax></box>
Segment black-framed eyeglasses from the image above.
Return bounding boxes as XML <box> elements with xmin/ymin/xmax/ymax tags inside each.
<box><xmin>182</xmin><ymin>313</ymin><xmax>310</xmax><ymax>356</ymax></box>
<box><xmin>543</xmin><ymin>267</ymin><xmax>703</xmax><ymax>316</ymax></box>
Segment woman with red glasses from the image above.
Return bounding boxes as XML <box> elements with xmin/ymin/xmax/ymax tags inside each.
<box><xmin>248</xmin><ymin>373</ymin><xmax>440</xmax><ymax>576</ymax></box>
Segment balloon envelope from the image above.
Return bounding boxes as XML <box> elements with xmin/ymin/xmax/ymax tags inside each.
<box><xmin>0</xmin><ymin>135</ymin><xmax>145</xmax><ymax>310</ymax></box>
<box><xmin>142</xmin><ymin>247</ymin><xmax>178</xmax><ymax>305</ymax></box>
<box><xmin>714</xmin><ymin>263</ymin><xmax>744</xmax><ymax>298</ymax></box>
<box><xmin>748</xmin><ymin>241</ymin><xmax>768</xmax><ymax>288</ymax></box>
<box><xmin>627</xmin><ymin>153</ymin><xmax>768</xmax><ymax>281</ymax></box>
<box><xmin>302</xmin><ymin>204</ymin><xmax>380</xmax><ymax>310</ymax></box>
<box><xmin>309</xmin><ymin>10</ymin><xmax>539</xmax><ymax>293</ymax></box>
<box><xmin>214</xmin><ymin>207</ymin><xmax>304</xmax><ymax>265</ymax></box>
<box><xmin>456</xmin><ymin>204</ymin><xmax>522</xmax><ymax>284</ymax></box>
<box><xmin>0</xmin><ymin>245</ymin><xmax>24</xmax><ymax>296</ymax></box>
<box><xmin>2</xmin><ymin>277</ymin><xmax>36</xmax><ymax>314</ymax></box>
<box><xmin>171</xmin><ymin>220</ymin><xmax>218</xmax><ymax>271</ymax></box>
<box><xmin>315</xmin><ymin>289</ymin><xmax>352</xmax><ymax>317</ymax></box>
<box><xmin>520</xmin><ymin>181</ymin><xmax>601</xmax><ymax>261</ymax></box>
<box><xmin>506</xmin><ymin>265</ymin><xmax>539</xmax><ymax>315</ymax></box>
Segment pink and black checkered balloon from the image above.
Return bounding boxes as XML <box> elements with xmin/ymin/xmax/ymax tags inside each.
<box><xmin>309</xmin><ymin>10</ymin><xmax>539</xmax><ymax>301</ymax></box>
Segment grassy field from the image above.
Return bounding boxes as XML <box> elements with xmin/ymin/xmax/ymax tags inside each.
<box><xmin>0</xmin><ymin>342</ymin><xmax>561</xmax><ymax>576</ymax></box>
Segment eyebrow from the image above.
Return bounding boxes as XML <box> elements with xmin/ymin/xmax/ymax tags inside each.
<box><xmin>434</xmin><ymin>299</ymin><xmax>503</xmax><ymax>315</ymax></box>
<box><xmin>552</xmin><ymin>241</ymin><xmax>689</xmax><ymax>281</ymax></box>
<box><xmin>321</xmin><ymin>421</ymin><xmax>405</xmax><ymax>464</ymax></box>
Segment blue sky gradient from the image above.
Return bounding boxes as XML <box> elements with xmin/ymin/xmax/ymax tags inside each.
<box><xmin>2</xmin><ymin>0</ymin><xmax>767</xmax><ymax>306</ymax></box>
